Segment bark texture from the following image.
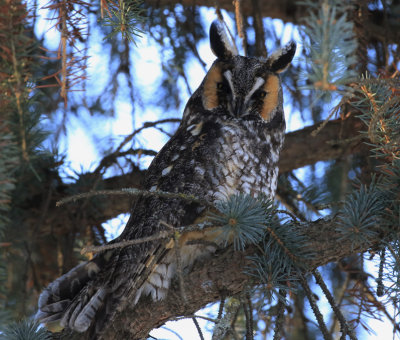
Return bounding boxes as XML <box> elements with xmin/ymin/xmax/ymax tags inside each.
<box><xmin>279</xmin><ymin>116</ymin><xmax>365</xmax><ymax>173</ymax></box>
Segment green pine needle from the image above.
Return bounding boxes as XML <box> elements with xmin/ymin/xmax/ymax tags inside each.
<box><xmin>0</xmin><ymin>320</ymin><xmax>51</xmax><ymax>340</ymax></box>
<box><xmin>299</xmin><ymin>0</ymin><xmax>358</xmax><ymax>98</ymax></box>
<box><xmin>208</xmin><ymin>194</ymin><xmax>268</xmax><ymax>251</ymax></box>
<box><xmin>102</xmin><ymin>0</ymin><xmax>146</xmax><ymax>43</ymax></box>
<box><xmin>353</xmin><ymin>76</ymin><xmax>400</xmax><ymax>159</ymax></box>
<box><xmin>208</xmin><ymin>193</ymin><xmax>313</xmax><ymax>294</ymax></box>
<box><xmin>245</xmin><ymin>218</ymin><xmax>313</xmax><ymax>294</ymax></box>
<box><xmin>337</xmin><ymin>177</ymin><xmax>387</xmax><ymax>249</ymax></box>
<box><xmin>246</xmin><ymin>257</ymin><xmax>300</xmax><ymax>299</ymax></box>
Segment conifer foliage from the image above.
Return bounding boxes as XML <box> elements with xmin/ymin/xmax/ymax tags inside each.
<box><xmin>1</xmin><ymin>0</ymin><xmax>400</xmax><ymax>339</ymax></box>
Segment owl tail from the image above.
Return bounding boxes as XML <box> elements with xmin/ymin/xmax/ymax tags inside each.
<box><xmin>35</xmin><ymin>254</ymin><xmax>111</xmax><ymax>334</ymax></box>
<box><xmin>36</xmin><ymin>239</ymin><xmax>173</xmax><ymax>335</ymax></box>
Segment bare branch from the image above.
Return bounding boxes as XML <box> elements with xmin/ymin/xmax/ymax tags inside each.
<box><xmin>251</xmin><ymin>0</ymin><xmax>267</xmax><ymax>57</ymax></box>
<box><xmin>81</xmin><ymin>231</ymin><xmax>171</xmax><ymax>254</ymax></box>
<box><xmin>301</xmin><ymin>275</ymin><xmax>332</xmax><ymax>340</ymax></box>
<box><xmin>273</xmin><ymin>290</ymin><xmax>287</xmax><ymax>340</ymax></box>
<box><xmin>192</xmin><ymin>317</ymin><xmax>205</xmax><ymax>340</ymax></box>
<box><xmin>94</xmin><ymin>118</ymin><xmax>181</xmax><ymax>174</ymax></box>
<box><xmin>313</xmin><ymin>270</ymin><xmax>357</xmax><ymax>340</ymax></box>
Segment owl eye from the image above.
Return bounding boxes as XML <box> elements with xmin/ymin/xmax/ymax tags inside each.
<box><xmin>216</xmin><ymin>81</ymin><xmax>231</xmax><ymax>94</ymax></box>
<box><xmin>253</xmin><ymin>90</ymin><xmax>268</xmax><ymax>100</ymax></box>
<box><xmin>258</xmin><ymin>90</ymin><xmax>267</xmax><ymax>98</ymax></box>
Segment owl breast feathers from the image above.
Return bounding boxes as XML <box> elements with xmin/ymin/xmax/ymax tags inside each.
<box><xmin>36</xmin><ymin>20</ymin><xmax>296</xmax><ymax>338</ymax></box>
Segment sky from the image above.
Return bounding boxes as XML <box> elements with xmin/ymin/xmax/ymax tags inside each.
<box><xmin>31</xmin><ymin>1</ymin><xmax>398</xmax><ymax>339</ymax></box>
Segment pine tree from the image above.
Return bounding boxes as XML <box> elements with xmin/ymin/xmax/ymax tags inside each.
<box><xmin>1</xmin><ymin>0</ymin><xmax>399</xmax><ymax>339</ymax></box>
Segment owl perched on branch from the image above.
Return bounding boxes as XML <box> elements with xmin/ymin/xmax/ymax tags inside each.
<box><xmin>36</xmin><ymin>20</ymin><xmax>295</xmax><ymax>338</ymax></box>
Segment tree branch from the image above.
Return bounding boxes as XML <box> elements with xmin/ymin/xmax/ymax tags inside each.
<box><xmin>62</xmin><ymin>213</ymin><xmax>388</xmax><ymax>339</ymax></box>
<box><xmin>144</xmin><ymin>0</ymin><xmax>399</xmax><ymax>45</ymax></box>
<box><xmin>279</xmin><ymin>116</ymin><xmax>366</xmax><ymax>173</ymax></box>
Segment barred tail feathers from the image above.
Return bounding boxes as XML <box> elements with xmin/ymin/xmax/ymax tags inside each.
<box><xmin>36</xmin><ymin>256</ymin><xmax>106</xmax><ymax>332</ymax></box>
<box><xmin>35</xmin><ymin>245</ymin><xmax>165</xmax><ymax>334</ymax></box>
<box><xmin>36</xmin><ymin>232</ymin><xmax>216</xmax><ymax>335</ymax></box>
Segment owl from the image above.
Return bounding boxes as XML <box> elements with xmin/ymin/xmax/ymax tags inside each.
<box><xmin>36</xmin><ymin>20</ymin><xmax>296</xmax><ymax>338</ymax></box>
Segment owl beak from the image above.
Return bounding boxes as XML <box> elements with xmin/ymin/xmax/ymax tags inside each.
<box><xmin>233</xmin><ymin>98</ymin><xmax>244</xmax><ymax>117</ymax></box>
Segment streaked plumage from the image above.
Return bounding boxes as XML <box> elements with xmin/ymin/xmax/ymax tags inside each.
<box><xmin>36</xmin><ymin>20</ymin><xmax>295</xmax><ymax>338</ymax></box>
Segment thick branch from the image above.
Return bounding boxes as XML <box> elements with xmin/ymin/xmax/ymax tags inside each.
<box><xmin>74</xmin><ymin>214</ymin><xmax>384</xmax><ymax>339</ymax></box>
<box><xmin>279</xmin><ymin>116</ymin><xmax>366</xmax><ymax>173</ymax></box>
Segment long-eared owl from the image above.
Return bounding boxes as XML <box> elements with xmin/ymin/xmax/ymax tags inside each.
<box><xmin>36</xmin><ymin>20</ymin><xmax>296</xmax><ymax>338</ymax></box>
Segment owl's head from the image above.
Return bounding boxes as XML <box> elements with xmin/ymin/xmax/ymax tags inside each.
<box><xmin>186</xmin><ymin>20</ymin><xmax>296</xmax><ymax>126</ymax></box>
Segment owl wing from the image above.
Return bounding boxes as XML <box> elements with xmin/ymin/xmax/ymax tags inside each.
<box><xmin>36</xmin><ymin>112</ymin><xmax>227</xmax><ymax>337</ymax></box>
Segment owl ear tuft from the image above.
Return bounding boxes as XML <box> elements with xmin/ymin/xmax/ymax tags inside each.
<box><xmin>210</xmin><ymin>20</ymin><xmax>238</xmax><ymax>60</ymax></box>
<box><xmin>267</xmin><ymin>41</ymin><xmax>296</xmax><ymax>73</ymax></box>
